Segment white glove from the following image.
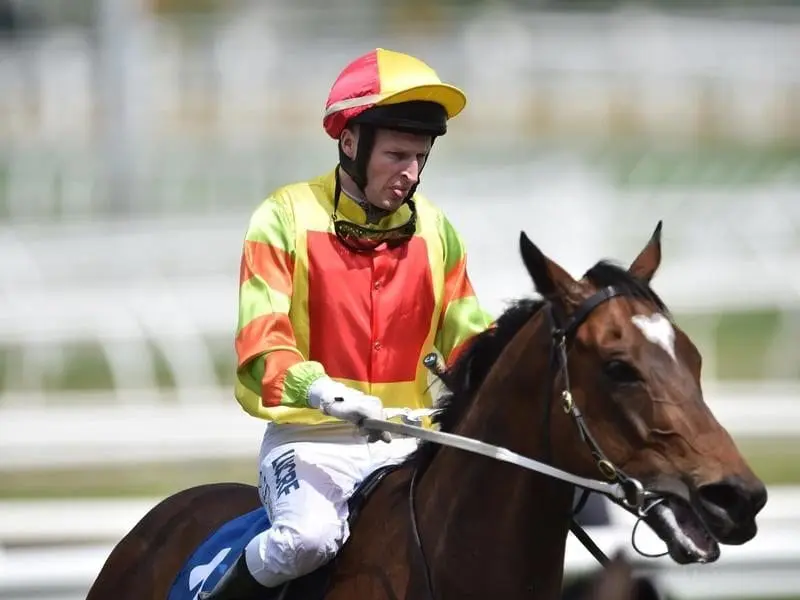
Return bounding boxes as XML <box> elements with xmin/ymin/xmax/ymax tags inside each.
<box><xmin>308</xmin><ymin>377</ymin><xmax>391</xmax><ymax>443</ymax></box>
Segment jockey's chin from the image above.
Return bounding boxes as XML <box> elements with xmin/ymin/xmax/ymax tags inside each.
<box><xmin>369</xmin><ymin>187</ymin><xmax>408</xmax><ymax>213</ymax></box>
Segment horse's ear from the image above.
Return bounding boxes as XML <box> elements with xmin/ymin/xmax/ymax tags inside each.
<box><xmin>585</xmin><ymin>551</ymin><xmax>637</xmax><ymax>600</ymax></box>
<box><xmin>629</xmin><ymin>220</ymin><xmax>662</xmax><ymax>283</ymax></box>
<box><xmin>519</xmin><ymin>231</ymin><xmax>580</xmax><ymax>305</ymax></box>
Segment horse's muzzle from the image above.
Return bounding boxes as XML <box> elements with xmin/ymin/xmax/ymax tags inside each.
<box><xmin>696</xmin><ymin>475</ymin><xmax>768</xmax><ymax>545</ymax></box>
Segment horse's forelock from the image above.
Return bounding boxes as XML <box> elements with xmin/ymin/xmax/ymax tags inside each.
<box><xmin>583</xmin><ymin>260</ymin><xmax>669</xmax><ymax>315</ymax></box>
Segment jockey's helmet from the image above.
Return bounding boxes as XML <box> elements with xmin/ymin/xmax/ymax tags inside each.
<box><xmin>323</xmin><ymin>48</ymin><xmax>466</xmax><ymax>194</ymax></box>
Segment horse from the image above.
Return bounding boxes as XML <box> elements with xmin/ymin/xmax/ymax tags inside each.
<box><xmin>562</xmin><ymin>553</ymin><xmax>662</xmax><ymax>600</ymax></box>
<box><xmin>86</xmin><ymin>222</ymin><xmax>767</xmax><ymax>600</ymax></box>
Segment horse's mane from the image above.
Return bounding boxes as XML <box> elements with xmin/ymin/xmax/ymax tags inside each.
<box><xmin>408</xmin><ymin>259</ymin><xmax>667</xmax><ymax>470</ymax></box>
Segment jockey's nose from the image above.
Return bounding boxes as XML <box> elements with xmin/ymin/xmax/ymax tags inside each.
<box><xmin>403</xmin><ymin>159</ymin><xmax>420</xmax><ymax>184</ymax></box>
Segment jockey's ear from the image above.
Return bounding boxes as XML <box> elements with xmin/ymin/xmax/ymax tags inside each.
<box><xmin>519</xmin><ymin>231</ymin><xmax>583</xmax><ymax>310</ymax></box>
<box><xmin>629</xmin><ymin>221</ymin><xmax>662</xmax><ymax>284</ymax></box>
<box><xmin>340</xmin><ymin>126</ymin><xmax>359</xmax><ymax>160</ymax></box>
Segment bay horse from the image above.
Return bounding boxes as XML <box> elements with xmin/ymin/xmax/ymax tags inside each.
<box><xmin>87</xmin><ymin>222</ymin><xmax>766</xmax><ymax>600</ymax></box>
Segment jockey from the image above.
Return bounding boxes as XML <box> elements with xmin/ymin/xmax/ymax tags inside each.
<box><xmin>200</xmin><ymin>48</ymin><xmax>493</xmax><ymax>599</ymax></box>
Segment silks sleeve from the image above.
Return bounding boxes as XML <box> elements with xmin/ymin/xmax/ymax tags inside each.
<box><xmin>234</xmin><ymin>197</ymin><xmax>326</xmax><ymax>417</ymax></box>
<box><xmin>434</xmin><ymin>214</ymin><xmax>494</xmax><ymax>368</ymax></box>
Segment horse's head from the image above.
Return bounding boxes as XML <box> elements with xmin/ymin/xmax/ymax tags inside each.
<box><xmin>518</xmin><ymin>222</ymin><xmax>767</xmax><ymax>565</ymax></box>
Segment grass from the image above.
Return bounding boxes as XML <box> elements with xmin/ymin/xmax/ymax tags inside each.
<box><xmin>736</xmin><ymin>437</ymin><xmax>800</xmax><ymax>486</ymax></box>
<box><xmin>2</xmin><ymin>140</ymin><xmax>800</xmax><ymax>221</ymax></box>
<box><xmin>1</xmin><ymin>437</ymin><xmax>797</xmax><ymax>500</ymax></box>
<box><xmin>596</xmin><ymin>144</ymin><xmax>800</xmax><ymax>188</ymax></box>
<box><xmin>676</xmin><ymin>309</ymin><xmax>787</xmax><ymax>381</ymax></box>
<box><xmin>0</xmin><ymin>309</ymin><xmax>797</xmax><ymax>394</ymax></box>
<box><xmin>0</xmin><ymin>458</ymin><xmax>258</xmax><ymax>499</ymax></box>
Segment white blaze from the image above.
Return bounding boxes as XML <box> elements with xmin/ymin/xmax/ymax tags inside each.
<box><xmin>631</xmin><ymin>313</ymin><xmax>676</xmax><ymax>362</ymax></box>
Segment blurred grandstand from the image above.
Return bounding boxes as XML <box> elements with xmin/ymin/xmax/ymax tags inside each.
<box><xmin>0</xmin><ymin>1</ymin><xmax>799</xmax><ymax>598</ymax></box>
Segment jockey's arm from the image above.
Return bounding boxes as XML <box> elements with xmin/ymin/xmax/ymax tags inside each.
<box><xmin>434</xmin><ymin>214</ymin><xmax>494</xmax><ymax>368</ymax></box>
<box><xmin>234</xmin><ymin>196</ymin><xmax>391</xmax><ymax>440</ymax></box>
<box><xmin>234</xmin><ymin>197</ymin><xmax>328</xmax><ymax>417</ymax></box>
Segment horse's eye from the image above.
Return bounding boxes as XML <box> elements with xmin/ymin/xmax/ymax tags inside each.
<box><xmin>603</xmin><ymin>359</ymin><xmax>641</xmax><ymax>384</ymax></box>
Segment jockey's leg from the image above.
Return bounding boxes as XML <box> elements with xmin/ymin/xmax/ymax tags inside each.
<box><xmin>200</xmin><ymin>433</ymin><xmax>418</xmax><ymax>599</ymax></box>
<box><xmin>203</xmin><ymin>437</ymin><xmax>368</xmax><ymax>600</ymax></box>
<box><xmin>364</xmin><ymin>435</ymin><xmax>419</xmax><ymax>474</ymax></box>
<box><xmin>197</xmin><ymin>551</ymin><xmax>264</xmax><ymax>599</ymax></box>
<box><xmin>253</xmin><ymin>435</ymin><xmax>420</xmax><ymax>581</ymax></box>
<box><xmin>250</xmin><ymin>438</ymin><xmax>374</xmax><ymax>584</ymax></box>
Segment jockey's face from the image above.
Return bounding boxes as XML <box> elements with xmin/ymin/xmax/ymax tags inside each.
<box><xmin>342</xmin><ymin>127</ymin><xmax>432</xmax><ymax>212</ymax></box>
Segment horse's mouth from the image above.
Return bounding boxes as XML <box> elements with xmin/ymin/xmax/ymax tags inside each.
<box><xmin>643</xmin><ymin>495</ymin><xmax>720</xmax><ymax>565</ymax></box>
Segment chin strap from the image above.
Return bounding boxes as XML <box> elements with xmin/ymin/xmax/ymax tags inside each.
<box><xmin>338</xmin><ymin>128</ymin><xmax>374</xmax><ymax>194</ymax></box>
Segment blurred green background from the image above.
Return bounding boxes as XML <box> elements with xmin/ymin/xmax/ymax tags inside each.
<box><xmin>1</xmin><ymin>2</ymin><xmax>799</xmax><ymax>598</ymax></box>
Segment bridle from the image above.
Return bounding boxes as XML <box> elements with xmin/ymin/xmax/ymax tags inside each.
<box><xmin>363</xmin><ymin>285</ymin><xmax>669</xmax><ymax>599</ymax></box>
<box><xmin>544</xmin><ymin>286</ymin><xmax>647</xmax><ymax>508</ymax></box>
<box><xmin>543</xmin><ymin>286</ymin><xmax>669</xmax><ymax>569</ymax></box>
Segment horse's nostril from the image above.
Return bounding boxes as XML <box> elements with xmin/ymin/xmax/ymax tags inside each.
<box><xmin>699</xmin><ymin>482</ymin><xmax>739</xmax><ymax>511</ymax></box>
<box><xmin>698</xmin><ymin>477</ymin><xmax>767</xmax><ymax>521</ymax></box>
<box><xmin>752</xmin><ymin>482</ymin><xmax>768</xmax><ymax>513</ymax></box>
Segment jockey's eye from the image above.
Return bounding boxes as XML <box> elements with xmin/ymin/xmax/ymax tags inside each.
<box><xmin>603</xmin><ymin>359</ymin><xmax>641</xmax><ymax>384</ymax></box>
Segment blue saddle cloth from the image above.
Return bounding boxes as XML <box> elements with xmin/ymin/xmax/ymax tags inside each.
<box><xmin>167</xmin><ymin>508</ymin><xmax>270</xmax><ymax>600</ymax></box>
<box><xmin>166</xmin><ymin>465</ymin><xmax>400</xmax><ymax>600</ymax></box>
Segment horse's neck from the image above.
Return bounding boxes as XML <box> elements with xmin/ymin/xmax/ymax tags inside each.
<box><xmin>417</xmin><ymin>314</ymin><xmax>574</xmax><ymax>600</ymax></box>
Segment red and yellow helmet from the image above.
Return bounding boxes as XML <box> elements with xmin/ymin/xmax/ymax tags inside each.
<box><xmin>323</xmin><ymin>48</ymin><xmax>467</xmax><ymax>140</ymax></box>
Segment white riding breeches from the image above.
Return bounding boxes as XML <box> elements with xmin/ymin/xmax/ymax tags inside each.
<box><xmin>243</xmin><ymin>424</ymin><xmax>419</xmax><ymax>588</ymax></box>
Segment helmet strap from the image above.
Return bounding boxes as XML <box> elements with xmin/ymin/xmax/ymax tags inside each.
<box><xmin>337</xmin><ymin>125</ymin><xmax>375</xmax><ymax>195</ymax></box>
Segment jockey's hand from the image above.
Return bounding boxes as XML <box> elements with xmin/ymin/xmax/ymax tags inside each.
<box><xmin>308</xmin><ymin>377</ymin><xmax>391</xmax><ymax>443</ymax></box>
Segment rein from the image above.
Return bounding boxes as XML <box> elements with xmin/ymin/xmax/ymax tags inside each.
<box><xmin>362</xmin><ymin>416</ymin><xmax>644</xmax><ymax>507</ymax></box>
<box><xmin>361</xmin><ymin>285</ymin><xmax>665</xmax><ymax>598</ymax></box>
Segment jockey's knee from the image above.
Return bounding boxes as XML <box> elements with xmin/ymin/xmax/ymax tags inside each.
<box><xmin>248</xmin><ymin>519</ymin><xmax>347</xmax><ymax>585</ymax></box>
<box><xmin>290</xmin><ymin>519</ymin><xmax>346</xmax><ymax>573</ymax></box>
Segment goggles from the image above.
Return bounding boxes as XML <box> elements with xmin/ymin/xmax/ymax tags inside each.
<box><xmin>332</xmin><ymin>171</ymin><xmax>417</xmax><ymax>253</ymax></box>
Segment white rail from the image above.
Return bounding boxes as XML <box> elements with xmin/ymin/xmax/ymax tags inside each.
<box><xmin>0</xmin><ymin>382</ymin><xmax>798</xmax><ymax>471</ymax></box>
<box><xmin>1</xmin><ymin>489</ymin><xmax>799</xmax><ymax>600</ymax></box>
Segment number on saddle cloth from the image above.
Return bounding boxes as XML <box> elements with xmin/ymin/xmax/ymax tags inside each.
<box><xmin>167</xmin><ymin>465</ymin><xmax>401</xmax><ymax>600</ymax></box>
